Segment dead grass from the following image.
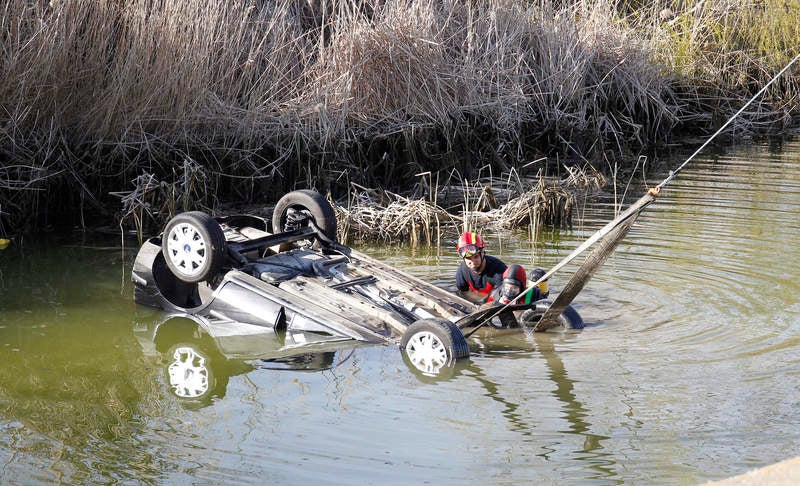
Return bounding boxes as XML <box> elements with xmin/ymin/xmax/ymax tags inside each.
<box><xmin>0</xmin><ymin>0</ymin><xmax>797</xmax><ymax>237</ymax></box>
<box><xmin>334</xmin><ymin>167</ymin><xmax>604</xmax><ymax>245</ymax></box>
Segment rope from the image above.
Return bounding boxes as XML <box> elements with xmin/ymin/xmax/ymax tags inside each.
<box><xmin>461</xmin><ymin>52</ymin><xmax>800</xmax><ymax>335</ymax></box>
<box><xmin>657</xmin><ymin>52</ymin><xmax>800</xmax><ymax>190</ymax></box>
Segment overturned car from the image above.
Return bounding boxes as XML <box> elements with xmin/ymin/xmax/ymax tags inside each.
<box><xmin>131</xmin><ymin>190</ymin><xmax>583</xmax><ymax>374</ymax></box>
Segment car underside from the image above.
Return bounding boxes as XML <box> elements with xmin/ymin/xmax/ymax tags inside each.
<box><xmin>131</xmin><ymin>190</ymin><xmax>583</xmax><ymax>376</ymax></box>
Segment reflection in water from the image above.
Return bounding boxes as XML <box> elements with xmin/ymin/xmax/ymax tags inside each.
<box><xmin>258</xmin><ymin>350</ymin><xmax>351</xmax><ymax>372</ymax></box>
<box><xmin>534</xmin><ymin>337</ymin><xmax>616</xmax><ymax>481</ymax></box>
<box><xmin>135</xmin><ymin>315</ymin><xmax>357</xmax><ymax>407</ymax></box>
<box><xmin>470</xmin><ymin>335</ymin><xmax>615</xmax><ymax>481</ymax></box>
<box><xmin>402</xmin><ymin>328</ymin><xmax>616</xmax><ymax>480</ymax></box>
<box><xmin>401</xmin><ymin>349</ymin><xmax>468</xmax><ymax>383</ymax></box>
<box><xmin>0</xmin><ymin>239</ymin><xmax>167</xmax><ymax>483</ymax></box>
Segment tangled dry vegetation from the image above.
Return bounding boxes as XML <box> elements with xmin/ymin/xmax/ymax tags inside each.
<box><xmin>1</xmin><ymin>0</ymin><xmax>798</xmax><ymax>239</ymax></box>
<box><xmin>333</xmin><ymin>167</ymin><xmax>605</xmax><ymax>244</ymax></box>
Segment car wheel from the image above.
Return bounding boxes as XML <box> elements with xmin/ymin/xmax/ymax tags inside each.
<box><xmin>272</xmin><ymin>190</ymin><xmax>338</xmax><ymax>243</ymax></box>
<box><xmin>166</xmin><ymin>343</ymin><xmax>214</xmax><ymax>400</ymax></box>
<box><xmin>400</xmin><ymin>318</ymin><xmax>470</xmax><ymax>375</ymax></box>
<box><xmin>518</xmin><ymin>299</ymin><xmax>584</xmax><ymax>330</ymax></box>
<box><xmin>162</xmin><ymin>212</ymin><xmax>226</xmax><ymax>283</ymax></box>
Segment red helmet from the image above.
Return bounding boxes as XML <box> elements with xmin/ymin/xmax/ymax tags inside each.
<box><xmin>457</xmin><ymin>231</ymin><xmax>484</xmax><ymax>258</ymax></box>
<box><xmin>499</xmin><ymin>264</ymin><xmax>527</xmax><ymax>303</ymax></box>
<box><xmin>502</xmin><ymin>264</ymin><xmax>527</xmax><ymax>288</ymax></box>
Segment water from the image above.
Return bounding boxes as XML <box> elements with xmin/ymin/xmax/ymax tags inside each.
<box><xmin>1</xmin><ymin>139</ymin><xmax>800</xmax><ymax>484</ymax></box>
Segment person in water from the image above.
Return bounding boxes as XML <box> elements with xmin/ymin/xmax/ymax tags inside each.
<box><xmin>456</xmin><ymin>231</ymin><xmax>550</xmax><ymax>305</ymax></box>
<box><xmin>455</xmin><ymin>231</ymin><xmax>507</xmax><ymax>302</ymax></box>
<box><xmin>484</xmin><ymin>264</ymin><xmax>552</xmax><ymax>327</ymax></box>
<box><xmin>487</xmin><ymin>264</ymin><xmax>550</xmax><ymax>305</ymax></box>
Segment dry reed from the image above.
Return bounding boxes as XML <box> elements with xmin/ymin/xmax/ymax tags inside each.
<box><xmin>1</xmin><ymin>0</ymin><xmax>798</xmax><ymax>238</ymax></box>
<box><xmin>334</xmin><ymin>167</ymin><xmax>604</xmax><ymax>244</ymax></box>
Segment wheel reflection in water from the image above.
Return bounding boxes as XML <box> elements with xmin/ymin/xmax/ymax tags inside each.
<box><xmin>167</xmin><ymin>346</ymin><xmax>210</xmax><ymax>398</ymax></box>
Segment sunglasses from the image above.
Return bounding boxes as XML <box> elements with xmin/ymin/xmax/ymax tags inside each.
<box><xmin>458</xmin><ymin>244</ymin><xmax>482</xmax><ymax>259</ymax></box>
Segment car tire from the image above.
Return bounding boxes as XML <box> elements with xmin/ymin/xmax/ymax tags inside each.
<box><xmin>162</xmin><ymin>212</ymin><xmax>226</xmax><ymax>283</ymax></box>
<box><xmin>400</xmin><ymin>318</ymin><xmax>470</xmax><ymax>375</ymax></box>
<box><xmin>518</xmin><ymin>299</ymin><xmax>584</xmax><ymax>330</ymax></box>
<box><xmin>272</xmin><ymin>190</ymin><xmax>338</xmax><ymax>244</ymax></box>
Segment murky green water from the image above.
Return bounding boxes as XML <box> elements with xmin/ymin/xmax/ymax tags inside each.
<box><xmin>2</xmin><ymin>139</ymin><xmax>800</xmax><ymax>484</ymax></box>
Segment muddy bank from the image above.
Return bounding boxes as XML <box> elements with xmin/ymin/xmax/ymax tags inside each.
<box><xmin>704</xmin><ymin>457</ymin><xmax>800</xmax><ymax>485</ymax></box>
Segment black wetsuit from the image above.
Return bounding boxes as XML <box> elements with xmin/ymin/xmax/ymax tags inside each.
<box><xmin>455</xmin><ymin>255</ymin><xmax>507</xmax><ymax>298</ymax></box>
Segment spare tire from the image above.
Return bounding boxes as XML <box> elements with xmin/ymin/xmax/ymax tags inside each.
<box><xmin>400</xmin><ymin>318</ymin><xmax>470</xmax><ymax>375</ymax></box>
<box><xmin>272</xmin><ymin>190</ymin><xmax>338</xmax><ymax>244</ymax></box>
<box><xmin>161</xmin><ymin>212</ymin><xmax>226</xmax><ymax>283</ymax></box>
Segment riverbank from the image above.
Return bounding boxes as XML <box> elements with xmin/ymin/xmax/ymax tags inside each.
<box><xmin>705</xmin><ymin>457</ymin><xmax>800</xmax><ymax>485</ymax></box>
<box><xmin>1</xmin><ymin>0</ymin><xmax>798</xmax><ymax>238</ymax></box>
